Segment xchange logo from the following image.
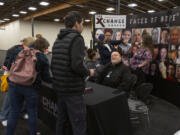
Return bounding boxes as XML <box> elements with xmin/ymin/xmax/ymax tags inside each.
<box><xmin>96</xmin><ymin>17</ymin><xmax>105</xmax><ymax>27</ymax></box>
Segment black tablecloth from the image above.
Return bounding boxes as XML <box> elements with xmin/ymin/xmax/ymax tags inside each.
<box><xmin>152</xmin><ymin>79</ymin><xmax>180</xmax><ymax>107</ymax></box>
<box><xmin>38</xmin><ymin>82</ymin><xmax>132</xmax><ymax>135</ymax></box>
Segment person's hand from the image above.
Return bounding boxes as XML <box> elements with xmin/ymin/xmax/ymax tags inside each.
<box><xmin>44</xmin><ymin>48</ymin><xmax>49</xmax><ymax>54</ymax></box>
<box><xmin>89</xmin><ymin>69</ymin><xmax>95</xmax><ymax>77</ymax></box>
<box><xmin>123</xmin><ymin>60</ymin><xmax>129</xmax><ymax>66</ymax></box>
<box><xmin>96</xmin><ymin>64</ymin><xmax>100</xmax><ymax>68</ymax></box>
<box><xmin>159</xmin><ymin>62</ymin><xmax>166</xmax><ymax>71</ymax></box>
<box><xmin>124</xmin><ymin>39</ymin><xmax>129</xmax><ymax>44</ymax></box>
<box><xmin>114</xmin><ymin>45</ymin><xmax>118</xmax><ymax>49</ymax></box>
<box><xmin>135</xmin><ymin>42</ymin><xmax>139</xmax><ymax>46</ymax></box>
<box><xmin>2</xmin><ymin>66</ymin><xmax>7</xmax><ymax>71</ymax></box>
<box><xmin>159</xmin><ymin>62</ymin><xmax>167</xmax><ymax>79</ymax></box>
<box><xmin>138</xmin><ymin>64</ymin><xmax>142</xmax><ymax>68</ymax></box>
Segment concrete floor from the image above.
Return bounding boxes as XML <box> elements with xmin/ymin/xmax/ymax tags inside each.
<box><xmin>1</xmin><ymin>91</ymin><xmax>180</xmax><ymax>135</ymax></box>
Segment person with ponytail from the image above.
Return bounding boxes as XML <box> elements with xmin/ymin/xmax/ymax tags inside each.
<box><xmin>85</xmin><ymin>48</ymin><xmax>102</xmax><ymax>81</ymax></box>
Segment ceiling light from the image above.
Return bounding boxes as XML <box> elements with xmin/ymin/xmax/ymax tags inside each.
<box><xmin>76</xmin><ymin>5</ymin><xmax>86</xmax><ymax>8</ymax></box>
<box><xmin>85</xmin><ymin>19</ymin><xmax>91</xmax><ymax>22</ymax></box>
<box><xmin>19</xmin><ymin>11</ymin><xmax>27</xmax><ymax>14</ymax></box>
<box><xmin>148</xmin><ymin>10</ymin><xmax>155</xmax><ymax>13</ymax></box>
<box><xmin>106</xmin><ymin>7</ymin><xmax>115</xmax><ymax>11</ymax></box>
<box><xmin>128</xmin><ymin>3</ymin><xmax>137</xmax><ymax>7</ymax></box>
<box><xmin>12</xmin><ymin>14</ymin><xmax>19</xmax><ymax>17</ymax></box>
<box><xmin>89</xmin><ymin>11</ymin><xmax>96</xmax><ymax>15</ymax></box>
<box><xmin>54</xmin><ymin>19</ymin><xmax>60</xmax><ymax>22</ymax></box>
<box><xmin>0</xmin><ymin>20</ymin><xmax>5</xmax><ymax>23</ymax></box>
<box><xmin>157</xmin><ymin>0</ymin><xmax>164</xmax><ymax>2</ymax></box>
<box><xmin>28</xmin><ymin>7</ymin><xmax>37</xmax><ymax>11</ymax></box>
<box><xmin>3</xmin><ymin>18</ymin><xmax>10</xmax><ymax>21</ymax></box>
<box><xmin>0</xmin><ymin>2</ymin><xmax>4</xmax><ymax>6</ymax></box>
<box><xmin>40</xmin><ymin>1</ymin><xmax>50</xmax><ymax>6</ymax></box>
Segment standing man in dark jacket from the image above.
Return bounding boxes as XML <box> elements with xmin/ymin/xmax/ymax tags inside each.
<box><xmin>51</xmin><ymin>11</ymin><xmax>94</xmax><ymax>135</ymax></box>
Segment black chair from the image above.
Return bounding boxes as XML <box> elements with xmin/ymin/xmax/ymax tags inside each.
<box><xmin>128</xmin><ymin>77</ymin><xmax>152</xmax><ymax>132</ymax></box>
<box><xmin>129</xmin><ymin>74</ymin><xmax>137</xmax><ymax>92</ymax></box>
<box><xmin>128</xmin><ymin>74</ymin><xmax>138</xmax><ymax>98</ymax></box>
<box><xmin>135</xmin><ymin>83</ymin><xmax>153</xmax><ymax>101</ymax></box>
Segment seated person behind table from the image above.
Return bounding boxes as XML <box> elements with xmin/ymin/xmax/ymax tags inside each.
<box><xmin>85</xmin><ymin>48</ymin><xmax>102</xmax><ymax>81</ymax></box>
<box><xmin>96</xmin><ymin>50</ymin><xmax>131</xmax><ymax>94</ymax></box>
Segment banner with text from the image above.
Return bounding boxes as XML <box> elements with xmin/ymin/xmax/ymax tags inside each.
<box><xmin>95</xmin><ymin>15</ymin><xmax>126</xmax><ymax>29</ymax></box>
<box><xmin>126</xmin><ymin>8</ymin><xmax>180</xmax><ymax>28</ymax></box>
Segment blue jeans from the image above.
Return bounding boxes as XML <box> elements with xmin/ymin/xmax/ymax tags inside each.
<box><xmin>0</xmin><ymin>92</ymin><xmax>10</xmax><ymax>121</ymax></box>
<box><xmin>6</xmin><ymin>82</ymin><xmax>39</xmax><ymax>135</ymax></box>
<box><xmin>0</xmin><ymin>92</ymin><xmax>28</xmax><ymax>121</ymax></box>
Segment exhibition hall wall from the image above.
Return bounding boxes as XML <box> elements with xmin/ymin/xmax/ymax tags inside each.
<box><xmin>0</xmin><ymin>20</ymin><xmax>92</xmax><ymax>50</ymax></box>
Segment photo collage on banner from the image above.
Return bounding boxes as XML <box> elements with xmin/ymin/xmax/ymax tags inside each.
<box><xmin>94</xmin><ymin>26</ymin><xmax>180</xmax><ymax>83</ymax></box>
<box><xmin>94</xmin><ymin>9</ymin><xmax>180</xmax><ymax>83</ymax></box>
<box><xmin>95</xmin><ymin>28</ymin><xmax>132</xmax><ymax>51</ymax></box>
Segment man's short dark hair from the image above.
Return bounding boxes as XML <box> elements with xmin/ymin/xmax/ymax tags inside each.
<box><xmin>161</xmin><ymin>28</ymin><xmax>169</xmax><ymax>33</ymax></box>
<box><xmin>159</xmin><ymin>45</ymin><xmax>168</xmax><ymax>50</ymax></box>
<box><xmin>153</xmin><ymin>44</ymin><xmax>159</xmax><ymax>49</ymax></box>
<box><xmin>112</xmin><ymin>49</ymin><xmax>122</xmax><ymax>56</ymax></box>
<box><xmin>64</xmin><ymin>11</ymin><xmax>83</xmax><ymax>28</ymax></box>
<box><xmin>122</xmin><ymin>29</ymin><xmax>131</xmax><ymax>34</ymax></box>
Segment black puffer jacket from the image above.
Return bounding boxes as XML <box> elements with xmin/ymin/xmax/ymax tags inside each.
<box><xmin>51</xmin><ymin>28</ymin><xmax>89</xmax><ymax>96</ymax></box>
<box><xmin>97</xmin><ymin>62</ymin><xmax>131</xmax><ymax>93</ymax></box>
<box><xmin>3</xmin><ymin>45</ymin><xmax>20</xmax><ymax>67</ymax></box>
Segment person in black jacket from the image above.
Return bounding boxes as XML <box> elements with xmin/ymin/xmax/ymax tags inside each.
<box><xmin>51</xmin><ymin>11</ymin><xmax>94</xmax><ymax>135</ymax></box>
<box><xmin>97</xmin><ymin>50</ymin><xmax>132</xmax><ymax>94</ymax></box>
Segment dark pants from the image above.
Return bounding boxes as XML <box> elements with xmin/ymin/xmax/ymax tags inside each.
<box><xmin>6</xmin><ymin>82</ymin><xmax>39</xmax><ymax>135</ymax></box>
<box><xmin>56</xmin><ymin>95</ymin><xmax>86</xmax><ymax>135</ymax></box>
<box><xmin>132</xmin><ymin>68</ymin><xmax>147</xmax><ymax>86</ymax></box>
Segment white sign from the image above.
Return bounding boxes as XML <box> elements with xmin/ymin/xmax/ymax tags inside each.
<box><xmin>95</xmin><ymin>15</ymin><xmax>126</xmax><ymax>29</ymax></box>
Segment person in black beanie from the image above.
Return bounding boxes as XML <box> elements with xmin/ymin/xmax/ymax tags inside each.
<box><xmin>97</xmin><ymin>50</ymin><xmax>132</xmax><ymax>94</ymax></box>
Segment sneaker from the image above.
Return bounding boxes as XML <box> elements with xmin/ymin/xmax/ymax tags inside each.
<box><xmin>174</xmin><ymin>130</ymin><xmax>180</xmax><ymax>135</ymax></box>
<box><xmin>23</xmin><ymin>114</ymin><xmax>29</xmax><ymax>119</ymax></box>
<box><xmin>36</xmin><ymin>132</ymin><xmax>41</xmax><ymax>135</ymax></box>
<box><xmin>1</xmin><ymin>120</ymin><xmax>7</xmax><ymax>127</ymax></box>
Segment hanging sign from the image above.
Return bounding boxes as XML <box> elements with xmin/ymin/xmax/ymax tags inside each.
<box><xmin>126</xmin><ymin>8</ymin><xmax>180</xmax><ymax>28</ymax></box>
<box><xmin>95</xmin><ymin>15</ymin><xmax>126</xmax><ymax>29</ymax></box>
